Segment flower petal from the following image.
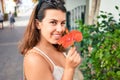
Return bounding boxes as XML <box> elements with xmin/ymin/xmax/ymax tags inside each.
<box><xmin>58</xmin><ymin>30</ymin><xmax>83</xmax><ymax>48</ymax></box>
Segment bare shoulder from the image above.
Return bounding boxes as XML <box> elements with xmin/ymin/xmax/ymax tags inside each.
<box><xmin>23</xmin><ymin>49</ymin><xmax>53</xmax><ymax>80</ymax></box>
<box><xmin>24</xmin><ymin>49</ymin><xmax>46</xmax><ymax>65</ymax></box>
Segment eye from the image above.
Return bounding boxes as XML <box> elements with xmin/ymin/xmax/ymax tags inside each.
<box><xmin>50</xmin><ymin>21</ymin><xmax>57</xmax><ymax>25</ymax></box>
<box><xmin>61</xmin><ymin>21</ymin><xmax>66</xmax><ymax>26</ymax></box>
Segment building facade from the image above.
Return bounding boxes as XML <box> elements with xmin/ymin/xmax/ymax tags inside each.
<box><xmin>65</xmin><ymin>0</ymin><xmax>86</xmax><ymax>30</ymax></box>
<box><xmin>65</xmin><ymin>0</ymin><xmax>120</xmax><ymax>30</ymax></box>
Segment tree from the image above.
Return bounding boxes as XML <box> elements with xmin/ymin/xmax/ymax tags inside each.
<box><xmin>1</xmin><ymin>0</ymin><xmax>4</xmax><ymax>13</ymax></box>
<box><xmin>32</xmin><ymin>0</ymin><xmax>38</xmax><ymax>3</ymax></box>
<box><xmin>13</xmin><ymin>0</ymin><xmax>22</xmax><ymax>4</ymax></box>
<box><xmin>85</xmin><ymin>0</ymin><xmax>101</xmax><ymax>25</ymax></box>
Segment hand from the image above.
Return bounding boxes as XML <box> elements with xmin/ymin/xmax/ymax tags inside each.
<box><xmin>65</xmin><ymin>47</ymin><xmax>82</xmax><ymax>70</ymax></box>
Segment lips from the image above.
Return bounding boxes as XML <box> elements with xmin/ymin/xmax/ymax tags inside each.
<box><xmin>53</xmin><ymin>34</ymin><xmax>62</xmax><ymax>39</ymax></box>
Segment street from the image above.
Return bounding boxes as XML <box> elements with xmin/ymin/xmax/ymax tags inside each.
<box><xmin>0</xmin><ymin>15</ymin><xmax>28</xmax><ymax>80</ymax></box>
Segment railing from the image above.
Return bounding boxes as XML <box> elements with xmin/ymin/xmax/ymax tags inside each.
<box><xmin>67</xmin><ymin>5</ymin><xmax>86</xmax><ymax>30</ymax></box>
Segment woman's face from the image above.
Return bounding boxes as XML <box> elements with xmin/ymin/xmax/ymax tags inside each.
<box><xmin>38</xmin><ymin>9</ymin><xmax>66</xmax><ymax>44</ymax></box>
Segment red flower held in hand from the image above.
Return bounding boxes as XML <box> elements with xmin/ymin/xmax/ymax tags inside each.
<box><xmin>58</xmin><ymin>30</ymin><xmax>83</xmax><ymax>48</ymax></box>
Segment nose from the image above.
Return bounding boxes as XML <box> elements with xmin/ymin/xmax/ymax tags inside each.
<box><xmin>56</xmin><ymin>24</ymin><xmax>64</xmax><ymax>32</ymax></box>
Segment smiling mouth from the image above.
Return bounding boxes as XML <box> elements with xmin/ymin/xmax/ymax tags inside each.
<box><xmin>53</xmin><ymin>34</ymin><xmax>62</xmax><ymax>39</ymax></box>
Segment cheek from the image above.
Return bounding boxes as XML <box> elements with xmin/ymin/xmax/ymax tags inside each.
<box><xmin>41</xmin><ymin>26</ymin><xmax>53</xmax><ymax>36</ymax></box>
<box><xmin>62</xmin><ymin>27</ymin><xmax>66</xmax><ymax>33</ymax></box>
<box><xmin>63</xmin><ymin>27</ymin><xmax>66</xmax><ymax>31</ymax></box>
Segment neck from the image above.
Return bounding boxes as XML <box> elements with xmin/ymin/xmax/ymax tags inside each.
<box><xmin>36</xmin><ymin>41</ymin><xmax>58</xmax><ymax>54</ymax></box>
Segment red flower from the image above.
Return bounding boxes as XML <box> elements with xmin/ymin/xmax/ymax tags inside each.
<box><xmin>58</xmin><ymin>30</ymin><xmax>83</xmax><ymax>48</ymax></box>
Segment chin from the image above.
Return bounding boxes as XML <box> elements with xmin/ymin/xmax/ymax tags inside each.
<box><xmin>51</xmin><ymin>40</ymin><xmax>58</xmax><ymax>44</ymax></box>
<box><xmin>52</xmin><ymin>42</ymin><xmax>58</xmax><ymax>44</ymax></box>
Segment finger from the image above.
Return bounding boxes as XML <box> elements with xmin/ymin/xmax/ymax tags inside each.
<box><xmin>70</xmin><ymin>51</ymin><xmax>78</xmax><ymax>59</ymax></box>
<box><xmin>66</xmin><ymin>48</ymin><xmax>72</xmax><ymax>57</ymax></box>
<box><xmin>75</xmin><ymin>54</ymin><xmax>82</xmax><ymax>64</ymax></box>
<box><xmin>75</xmin><ymin>53</ymin><xmax>80</xmax><ymax>62</ymax></box>
<box><xmin>67</xmin><ymin>47</ymin><xmax>76</xmax><ymax>57</ymax></box>
<box><xmin>78</xmin><ymin>54</ymin><xmax>82</xmax><ymax>64</ymax></box>
<box><xmin>67</xmin><ymin>51</ymin><xmax>77</xmax><ymax>63</ymax></box>
<box><xmin>72</xmin><ymin>52</ymin><xmax>81</xmax><ymax>63</ymax></box>
<box><xmin>72</xmin><ymin>54</ymin><xmax>81</xmax><ymax>66</ymax></box>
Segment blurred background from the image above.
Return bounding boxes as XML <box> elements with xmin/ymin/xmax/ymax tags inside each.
<box><xmin>0</xmin><ymin>0</ymin><xmax>120</xmax><ymax>80</ymax></box>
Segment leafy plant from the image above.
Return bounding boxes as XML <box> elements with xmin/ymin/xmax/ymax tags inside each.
<box><xmin>76</xmin><ymin>6</ymin><xmax>120</xmax><ymax>80</ymax></box>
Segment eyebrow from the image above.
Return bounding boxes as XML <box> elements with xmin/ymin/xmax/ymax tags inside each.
<box><xmin>49</xmin><ymin>19</ymin><xmax>66</xmax><ymax>22</ymax></box>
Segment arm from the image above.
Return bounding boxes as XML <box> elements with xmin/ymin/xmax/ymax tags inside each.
<box><xmin>62</xmin><ymin>47</ymin><xmax>82</xmax><ymax>80</ymax></box>
<box><xmin>24</xmin><ymin>51</ymin><xmax>54</xmax><ymax>80</ymax></box>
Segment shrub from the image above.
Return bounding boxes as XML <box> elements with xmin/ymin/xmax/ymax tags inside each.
<box><xmin>4</xmin><ymin>13</ymin><xmax>8</xmax><ymax>21</ymax></box>
<box><xmin>77</xmin><ymin>6</ymin><xmax>120</xmax><ymax>80</ymax></box>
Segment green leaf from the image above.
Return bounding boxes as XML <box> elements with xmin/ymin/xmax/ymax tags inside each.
<box><xmin>119</xmin><ymin>13</ymin><xmax>120</xmax><ymax>16</ymax></box>
<box><xmin>115</xmin><ymin>6</ymin><xmax>119</xmax><ymax>10</ymax></box>
<box><xmin>117</xmin><ymin>54</ymin><xmax>120</xmax><ymax>58</ymax></box>
<box><xmin>117</xmin><ymin>71</ymin><xmax>120</xmax><ymax>76</ymax></box>
<box><xmin>108</xmin><ymin>13</ymin><xmax>112</xmax><ymax>15</ymax></box>
<box><xmin>100</xmin><ymin>11</ymin><xmax>104</xmax><ymax>13</ymax></box>
<box><xmin>101</xmin><ymin>15</ymin><xmax>107</xmax><ymax>19</ymax></box>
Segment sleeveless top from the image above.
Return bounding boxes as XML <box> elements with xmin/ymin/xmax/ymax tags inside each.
<box><xmin>33</xmin><ymin>47</ymin><xmax>64</xmax><ymax>80</ymax></box>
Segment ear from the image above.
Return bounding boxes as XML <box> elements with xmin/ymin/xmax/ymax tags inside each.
<box><xmin>35</xmin><ymin>19</ymin><xmax>41</xmax><ymax>29</ymax></box>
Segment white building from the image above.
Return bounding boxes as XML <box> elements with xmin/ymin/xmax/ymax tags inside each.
<box><xmin>65</xmin><ymin>0</ymin><xmax>120</xmax><ymax>30</ymax></box>
<box><xmin>5</xmin><ymin>0</ymin><xmax>16</xmax><ymax>13</ymax></box>
<box><xmin>65</xmin><ymin>0</ymin><xmax>86</xmax><ymax>30</ymax></box>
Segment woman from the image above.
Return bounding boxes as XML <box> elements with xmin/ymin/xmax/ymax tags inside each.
<box><xmin>19</xmin><ymin>0</ymin><xmax>82</xmax><ymax>80</ymax></box>
<box><xmin>0</xmin><ymin>10</ymin><xmax>4</xmax><ymax>29</ymax></box>
<box><xmin>9</xmin><ymin>12</ymin><xmax>15</xmax><ymax>28</ymax></box>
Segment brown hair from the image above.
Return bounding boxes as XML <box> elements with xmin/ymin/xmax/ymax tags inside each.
<box><xmin>19</xmin><ymin>5</ymin><xmax>40</xmax><ymax>55</ymax></box>
<box><xmin>19</xmin><ymin>0</ymin><xmax>67</xmax><ymax>55</ymax></box>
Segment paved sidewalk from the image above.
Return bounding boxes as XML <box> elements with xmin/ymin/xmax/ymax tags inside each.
<box><xmin>0</xmin><ymin>12</ymin><xmax>30</xmax><ymax>80</ymax></box>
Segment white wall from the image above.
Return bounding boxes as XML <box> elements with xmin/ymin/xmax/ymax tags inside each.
<box><xmin>65</xmin><ymin>0</ymin><xmax>86</xmax><ymax>11</ymax></box>
<box><xmin>5</xmin><ymin>0</ymin><xmax>16</xmax><ymax>13</ymax></box>
<box><xmin>100</xmin><ymin>0</ymin><xmax>120</xmax><ymax>21</ymax></box>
